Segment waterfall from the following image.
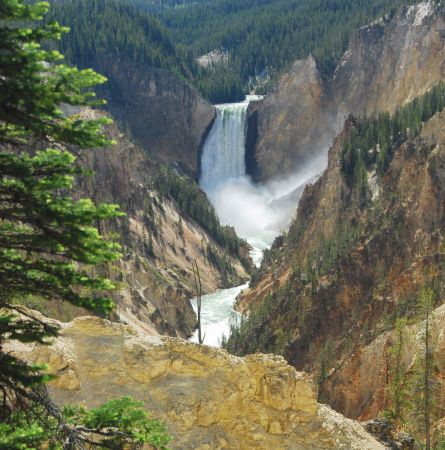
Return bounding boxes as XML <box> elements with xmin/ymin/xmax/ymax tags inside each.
<box><xmin>200</xmin><ymin>101</ymin><xmax>249</xmax><ymax>192</ymax></box>
<box><xmin>198</xmin><ymin>97</ymin><xmax>282</xmax><ymax>238</ymax></box>
<box><xmin>194</xmin><ymin>96</ymin><xmax>318</xmax><ymax>346</ymax></box>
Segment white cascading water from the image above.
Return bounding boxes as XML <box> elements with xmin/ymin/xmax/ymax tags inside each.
<box><xmin>191</xmin><ymin>98</ymin><xmax>274</xmax><ymax>347</ymax></box>
<box><xmin>200</xmin><ymin>102</ymin><xmax>248</xmax><ymax>193</ymax></box>
<box><xmin>191</xmin><ymin>96</ymin><xmax>325</xmax><ymax>346</ymax></box>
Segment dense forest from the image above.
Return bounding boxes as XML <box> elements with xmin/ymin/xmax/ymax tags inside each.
<box><xmin>49</xmin><ymin>0</ymin><xmax>422</xmax><ymax>103</ymax></box>
<box><xmin>156</xmin><ymin>0</ymin><xmax>421</xmax><ymax>100</ymax></box>
<box><xmin>124</xmin><ymin>0</ymin><xmax>209</xmax><ymax>13</ymax></box>
<box><xmin>47</xmin><ymin>0</ymin><xmax>190</xmax><ymax>79</ymax></box>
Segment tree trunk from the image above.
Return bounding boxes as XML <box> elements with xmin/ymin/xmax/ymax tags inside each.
<box><xmin>192</xmin><ymin>260</ymin><xmax>204</xmax><ymax>344</ymax></box>
<box><xmin>424</xmin><ymin>309</ymin><xmax>431</xmax><ymax>450</ymax></box>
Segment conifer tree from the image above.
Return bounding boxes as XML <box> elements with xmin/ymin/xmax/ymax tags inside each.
<box><xmin>386</xmin><ymin>317</ymin><xmax>409</xmax><ymax>425</ymax></box>
<box><xmin>407</xmin><ymin>288</ymin><xmax>437</xmax><ymax>450</ymax></box>
<box><xmin>0</xmin><ymin>1</ymin><xmax>171</xmax><ymax>448</ymax></box>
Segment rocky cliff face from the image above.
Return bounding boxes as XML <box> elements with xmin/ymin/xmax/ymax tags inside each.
<box><xmin>232</xmin><ymin>105</ymin><xmax>445</xmax><ymax>419</ymax></box>
<box><xmin>11</xmin><ymin>312</ymin><xmax>385</xmax><ymax>450</ymax></box>
<box><xmin>51</xmin><ymin>107</ymin><xmax>249</xmax><ymax>338</ymax></box>
<box><xmin>247</xmin><ymin>57</ymin><xmax>333</xmax><ymax>181</ymax></box>
<box><xmin>249</xmin><ymin>2</ymin><xmax>445</xmax><ymax>181</ymax></box>
<box><xmin>93</xmin><ymin>59</ymin><xmax>215</xmax><ymax>177</ymax></box>
<box><xmin>333</xmin><ymin>2</ymin><xmax>445</xmax><ymax>120</ymax></box>
<box><xmin>323</xmin><ymin>302</ymin><xmax>445</xmax><ymax>421</ymax></box>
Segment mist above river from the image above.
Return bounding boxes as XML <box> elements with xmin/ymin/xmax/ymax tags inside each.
<box><xmin>207</xmin><ymin>154</ymin><xmax>326</xmax><ymax>240</ymax></box>
<box><xmin>193</xmin><ymin>99</ymin><xmax>326</xmax><ymax>347</ymax></box>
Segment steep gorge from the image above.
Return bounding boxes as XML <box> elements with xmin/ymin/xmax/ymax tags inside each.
<box><xmin>37</xmin><ymin>107</ymin><xmax>250</xmax><ymax>339</ymax></box>
<box><xmin>95</xmin><ymin>61</ymin><xmax>215</xmax><ymax>177</ymax></box>
<box><xmin>248</xmin><ymin>2</ymin><xmax>445</xmax><ymax>181</ymax></box>
<box><xmin>56</xmin><ymin>0</ymin><xmax>445</xmax><ymax>429</ymax></box>
<box><xmin>10</xmin><ymin>0</ymin><xmax>445</xmax><ymax>447</ymax></box>
<box><xmin>231</xmin><ymin>90</ymin><xmax>445</xmax><ymax>420</ymax></box>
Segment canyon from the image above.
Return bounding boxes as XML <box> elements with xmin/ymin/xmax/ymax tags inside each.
<box><xmin>40</xmin><ymin>106</ymin><xmax>250</xmax><ymax>339</ymax></box>
<box><xmin>6</xmin><ymin>1</ymin><xmax>445</xmax><ymax>448</ymax></box>
<box><xmin>247</xmin><ymin>2</ymin><xmax>445</xmax><ymax>181</ymax></box>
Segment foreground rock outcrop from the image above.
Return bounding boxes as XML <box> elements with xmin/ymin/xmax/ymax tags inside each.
<box><xmin>11</xmin><ymin>313</ymin><xmax>385</xmax><ymax>450</ymax></box>
<box><xmin>249</xmin><ymin>2</ymin><xmax>445</xmax><ymax>181</ymax></box>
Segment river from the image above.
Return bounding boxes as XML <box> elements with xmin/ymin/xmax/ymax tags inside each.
<box><xmin>190</xmin><ymin>97</ymin><xmax>314</xmax><ymax>347</ymax></box>
<box><xmin>190</xmin><ymin>231</ymin><xmax>274</xmax><ymax>347</ymax></box>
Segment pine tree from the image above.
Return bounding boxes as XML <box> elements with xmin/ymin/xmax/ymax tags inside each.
<box><xmin>407</xmin><ymin>288</ymin><xmax>438</xmax><ymax>450</ymax></box>
<box><xmin>0</xmin><ymin>1</ymin><xmax>171</xmax><ymax>447</ymax></box>
<box><xmin>385</xmin><ymin>317</ymin><xmax>409</xmax><ymax>425</ymax></box>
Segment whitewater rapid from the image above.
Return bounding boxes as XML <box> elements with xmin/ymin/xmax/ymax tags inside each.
<box><xmin>191</xmin><ymin>97</ymin><xmax>322</xmax><ymax>347</ymax></box>
<box><xmin>191</xmin><ymin>98</ymin><xmax>276</xmax><ymax>346</ymax></box>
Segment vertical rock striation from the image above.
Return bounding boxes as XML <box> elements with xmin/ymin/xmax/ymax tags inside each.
<box><xmin>249</xmin><ymin>2</ymin><xmax>445</xmax><ymax>181</ymax></box>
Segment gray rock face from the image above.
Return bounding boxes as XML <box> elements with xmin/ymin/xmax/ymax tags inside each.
<box><xmin>249</xmin><ymin>56</ymin><xmax>335</xmax><ymax>182</ymax></box>
<box><xmin>94</xmin><ymin>59</ymin><xmax>215</xmax><ymax>177</ymax></box>
<box><xmin>249</xmin><ymin>2</ymin><xmax>445</xmax><ymax>181</ymax></box>
<box><xmin>333</xmin><ymin>2</ymin><xmax>445</xmax><ymax>120</ymax></box>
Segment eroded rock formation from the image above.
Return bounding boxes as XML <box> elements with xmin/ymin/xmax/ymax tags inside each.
<box><xmin>10</xmin><ymin>312</ymin><xmax>385</xmax><ymax>450</ymax></box>
<box><xmin>324</xmin><ymin>302</ymin><xmax>445</xmax><ymax>421</ymax></box>
<box><xmin>249</xmin><ymin>2</ymin><xmax>445</xmax><ymax>181</ymax></box>
<box><xmin>247</xmin><ymin>56</ymin><xmax>333</xmax><ymax>181</ymax></box>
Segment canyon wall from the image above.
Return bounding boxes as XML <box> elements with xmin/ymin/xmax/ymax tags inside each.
<box><xmin>50</xmin><ymin>107</ymin><xmax>249</xmax><ymax>338</ymax></box>
<box><xmin>233</xmin><ymin>104</ymin><xmax>445</xmax><ymax>419</ymax></box>
<box><xmin>323</xmin><ymin>302</ymin><xmax>445</xmax><ymax>420</ymax></box>
<box><xmin>249</xmin><ymin>2</ymin><xmax>445</xmax><ymax>181</ymax></box>
<box><xmin>94</xmin><ymin>60</ymin><xmax>215</xmax><ymax>177</ymax></box>
<box><xmin>11</xmin><ymin>312</ymin><xmax>386</xmax><ymax>450</ymax></box>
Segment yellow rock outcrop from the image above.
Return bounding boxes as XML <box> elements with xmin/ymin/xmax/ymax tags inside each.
<box><xmin>11</xmin><ymin>312</ymin><xmax>384</xmax><ymax>449</ymax></box>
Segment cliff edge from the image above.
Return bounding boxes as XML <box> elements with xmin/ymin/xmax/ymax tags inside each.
<box><xmin>10</xmin><ymin>312</ymin><xmax>385</xmax><ymax>450</ymax></box>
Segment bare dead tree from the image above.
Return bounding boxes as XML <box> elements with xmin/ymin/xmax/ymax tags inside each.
<box><xmin>192</xmin><ymin>259</ymin><xmax>204</xmax><ymax>344</ymax></box>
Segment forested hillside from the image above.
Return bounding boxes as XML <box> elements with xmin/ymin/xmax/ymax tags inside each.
<box><xmin>48</xmin><ymin>0</ymin><xmax>245</xmax><ymax>102</ymax></box>
<box><xmin>48</xmin><ymin>0</ymin><xmax>189</xmax><ymax>78</ymax></box>
<box><xmin>156</xmin><ymin>0</ymin><xmax>421</xmax><ymax>100</ymax></box>
<box><xmin>124</xmin><ymin>0</ymin><xmax>208</xmax><ymax>13</ymax></box>
<box><xmin>49</xmin><ymin>0</ymin><xmax>423</xmax><ymax>103</ymax></box>
<box><xmin>47</xmin><ymin>0</ymin><xmax>218</xmax><ymax>180</ymax></box>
